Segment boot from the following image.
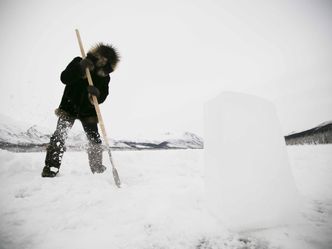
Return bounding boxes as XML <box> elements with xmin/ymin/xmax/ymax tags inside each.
<box><xmin>88</xmin><ymin>143</ymin><xmax>107</xmax><ymax>174</ymax></box>
<box><xmin>42</xmin><ymin>138</ymin><xmax>65</xmax><ymax>177</ymax></box>
<box><xmin>41</xmin><ymin>166</ymin><xmax>59</xmax><ymax>177</ymax></box>
<box><xmin>92</xmin><ymin>164</ymin><xmax>107</xmax><ymax>174</ymax></box>
<box><xmin>42</xmin><ymin>116</ymin><xmax>74</xmax><ymax>177</ymax></box>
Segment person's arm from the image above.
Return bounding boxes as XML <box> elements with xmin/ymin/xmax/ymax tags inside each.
<box><xmin>60</xmin><ymin>57</ymin><xmax>83</xmax><ymax>85</ymax></box>
<box><xmin>87</xmin><ymin>76</ymin><xmax>110</xmax><ymax>104</ymax></box>
<box><xmin>97</xmin><ymin>76</ymin><xmax>110</xmax><ymax>104</ymax></box>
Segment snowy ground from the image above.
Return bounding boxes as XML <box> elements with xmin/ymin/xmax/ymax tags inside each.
<box><xmin>0</xmin><ymin>145</ymin><xmax>331</xmax><ymax>249</ymax></box>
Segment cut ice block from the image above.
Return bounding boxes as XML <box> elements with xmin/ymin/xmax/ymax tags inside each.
<box><xmin>204</xmin><ymin>92</ymin><xmax>300</xmax><ymax>231</ymax></box>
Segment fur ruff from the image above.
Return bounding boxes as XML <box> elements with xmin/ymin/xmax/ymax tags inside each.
<box><xmin>88</xmin><ymin>43</ymin><xmax>120</xmax><ymax>70</ymax></box>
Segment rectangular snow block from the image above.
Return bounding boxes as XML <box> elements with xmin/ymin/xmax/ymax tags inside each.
<box><xmin>204</xmin><ymin>92</ymin><xmax>300</xmax><ymax>231</ymax></box>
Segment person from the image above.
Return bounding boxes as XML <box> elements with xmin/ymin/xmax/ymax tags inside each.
<box><xmin>41</xmin><ymin>43</ymin><xmax>120</xmax><ymax>177</ymax></box>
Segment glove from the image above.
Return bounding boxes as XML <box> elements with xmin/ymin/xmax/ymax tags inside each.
<box><xmin>87</xmin><ymin>86</ymin><xmax>101</xmax><ymax>98</ymax></box>
<box><xmin>80</xmin><ymin>58</ymin><xmax>95</xmax><ymax>72</ymax></box>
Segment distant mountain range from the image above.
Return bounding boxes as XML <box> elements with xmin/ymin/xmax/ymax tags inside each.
<box><xmin>285</xmin><ymin>121</ymin><xmax>332</xmax><ymax>145</ymax></box>
<box><xmin>0</xmin><ymin>116</ymin><xmax>203</xmax><ymax>152</ymax></box>
<box><xmin>0</xmin><ymin>114</ymin><xmax>330</xmax><ymax>152</ymax></box>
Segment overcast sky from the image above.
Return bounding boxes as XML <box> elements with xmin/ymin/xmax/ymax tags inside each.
<box><xmin>0</xmin><ymin>0</ymin><xmax>331</xmax><ymax>137</ymax></box>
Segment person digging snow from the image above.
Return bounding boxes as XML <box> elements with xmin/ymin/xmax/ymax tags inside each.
<box><xmin>41</xmin><ymin>43</ymin><xmax>120</xmax><ymax>177</ymax></box>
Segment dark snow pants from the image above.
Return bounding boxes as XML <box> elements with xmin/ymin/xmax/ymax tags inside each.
<box><xmin>44</xmin><ymin>116</ymin><xmax>103</xmax><ymax>173</ymax></box>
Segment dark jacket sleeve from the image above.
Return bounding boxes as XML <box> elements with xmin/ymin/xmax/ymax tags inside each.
<box><xmin>97</xmin><ymin>76</ymin><xmax>110</xmax><ymax>104</ymax></box>
<box><xmin>60</xmin><ymin>57</ymin><xmax>83</xmax><ymax>85</ymax></box>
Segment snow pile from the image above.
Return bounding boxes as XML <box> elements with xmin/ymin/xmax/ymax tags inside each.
<box><xmin>204</xmin><ymin>92</ymin><xmax>301</xmax><ymax>231</ymax></box>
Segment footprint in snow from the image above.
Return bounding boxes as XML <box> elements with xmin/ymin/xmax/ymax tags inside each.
<box><xmin>14</xmin><ymin>184</ymin><xmax>42</xmax><ymax>199</ymax></box>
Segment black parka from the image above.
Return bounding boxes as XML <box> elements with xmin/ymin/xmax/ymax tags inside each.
<box><xmin>58</xmin><ymin>57</ymin><xmax>110</xmax><ymax>119</ymax></box>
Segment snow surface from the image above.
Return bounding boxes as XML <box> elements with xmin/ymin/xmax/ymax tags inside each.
<box><xmin>204</xmin><ymin>92</ymin><xmax>300</xmax><ymax>231</ymax></box>
<box><xmin>0</xmin><ymin>146</ymin><xmax>331</xmax><ymax>249</ymax></box>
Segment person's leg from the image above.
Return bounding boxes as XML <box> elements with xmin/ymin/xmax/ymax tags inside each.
<box><xmin>42</xmin><ymin>116</ymin><xmax>75</xmax><ymax>177</ymax></box>
<box><xmin>81</xmin><ymin>120</ymin><xmax>106</xmax><ymax>174</ymax></box>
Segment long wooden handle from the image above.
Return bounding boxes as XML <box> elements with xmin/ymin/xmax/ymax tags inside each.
<box><xmin>75</xmin><ymin>29</ymin><xmax>120</xmax><ymax>187</ymax></box>
<box><xmin>75</xmin><ymin>30</ymin><xmax>109</xmax><ymax>146</ymax></box>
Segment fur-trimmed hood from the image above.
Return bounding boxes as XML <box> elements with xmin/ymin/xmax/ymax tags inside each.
<box><xmin>87</xmin><ymin>43</ymin><xmax>120</xmax><ymax>72</ymax></box>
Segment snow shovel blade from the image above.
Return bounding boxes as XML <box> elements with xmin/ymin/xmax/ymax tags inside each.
<box><xmin>107</xmin><ymin>148</ymin><xmax>121</xmax><ymax>187</ymax></box>
<box><xmin>112</xmin><ymin>167</ymin><xmax>121</xmax><ymax>188</ymax></box>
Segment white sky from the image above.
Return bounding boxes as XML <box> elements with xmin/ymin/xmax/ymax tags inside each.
<box><xmin>0</xmin><ymin>0</ymin><xmax>331</xmax><ymax>137</ymax></box>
